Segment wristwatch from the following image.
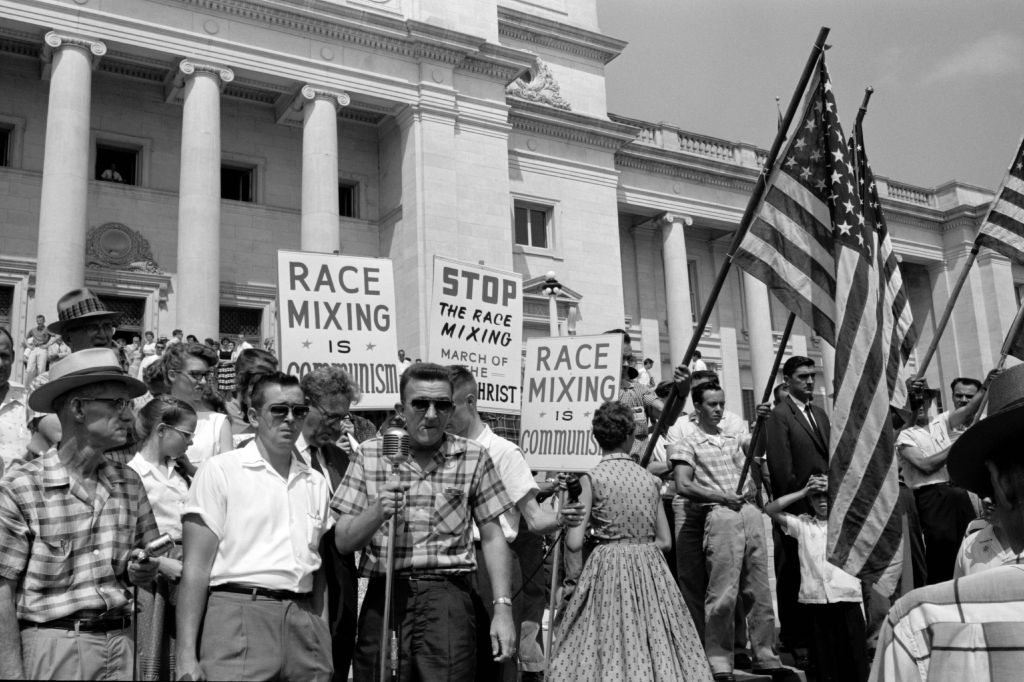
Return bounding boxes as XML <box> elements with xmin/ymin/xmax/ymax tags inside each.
<box><xmin>492</xmin><ymin>597</ymin><xmax>513</xmax><ymax>607</ymax></box>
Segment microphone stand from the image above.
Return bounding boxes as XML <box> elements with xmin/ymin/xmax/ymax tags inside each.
<box><xmin>380</xmin><ymin>461</ymin><xmax>400</xmax><ymax>682</ymax></box>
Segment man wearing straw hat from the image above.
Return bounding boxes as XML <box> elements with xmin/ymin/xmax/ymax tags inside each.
<box><xmin>871</xmin><ymin>363</ymin><xmax>1024</xmax><ymax>681</ymax></box>
<box><xmin>0</xmin><ymin>348</ymin><xmax>160</xmax><ymax>680</ymax></box>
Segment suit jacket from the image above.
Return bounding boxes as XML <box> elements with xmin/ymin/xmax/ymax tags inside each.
<box><xmin>315</xmin><ymin>442</ymin><xmax>358</xmax><ymax>676</ymax></box>
<box><xmin>766</xmin><ymin>397</ymin><xmax>830</xmax><ymax>514</ymax></box>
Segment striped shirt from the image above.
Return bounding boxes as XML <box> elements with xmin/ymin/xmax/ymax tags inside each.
<box><xmin>0</xmin><ymin>448</ymin><xmax>160</xmax><ymax>621</ymax></box>
<box><xmin>618</xmin><ymin>380</ymin><xmax>658</xmax><ymax>457</ymax></box>
<box><xmin>870</xmin><ymin>565</ymin><xmax>1024</xmax><ymax>681</ymax></box>
<box><xmin>331</xmin><ymin>433</ymin><xmax>512</xmax><ymax>578</ymax></box>
<box><xmin>669</xmin><ymin>424</ymin><xmax>755</xmax><ymax>504</ymax></box>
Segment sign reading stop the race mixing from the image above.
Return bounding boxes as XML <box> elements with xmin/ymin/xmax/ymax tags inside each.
<box><xmin>276</xmin><ymin>250</ymin><xmax>399</xmax><ymax>409</ymax></box>
<box><xmin>427</xmin><ymin>257</ymin><xmax>523</xmax><ymax>414</ymax></box>
<box><xmin>520</xmin><ymin>334</ymin><xmax>622</xmax><ymax>472</ymax></box>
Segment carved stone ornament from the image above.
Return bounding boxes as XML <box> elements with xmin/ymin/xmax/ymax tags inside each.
<box><xmin>506</xmin><ymin>59</ymin><xmax>571</xmax><ymax>111</ymax></box>
<box><xmin>85</xmin><ymin>223</ymin><xmax>163</xmax><ymax>273</ymax></box>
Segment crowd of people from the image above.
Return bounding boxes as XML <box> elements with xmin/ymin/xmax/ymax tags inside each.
<box><xmin>1</xmin><ymin>290</ymin><xmax>1024</xmax><ymax>681</ymax></box>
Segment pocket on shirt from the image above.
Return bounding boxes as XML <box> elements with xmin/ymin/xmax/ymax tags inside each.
<box><xmin>433</xmin><ymin>491</ymin><xmax>469</xmax><ymax>535</ymax></box>
<box><xmin>30</xmin><ymin>532</ymin><xmax>73</xmax><ymax>588</ymax></box>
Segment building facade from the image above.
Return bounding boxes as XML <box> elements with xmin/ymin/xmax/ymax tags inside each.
<box><xmin>0</xmin><ymin>0</ymin><xmax>1017</xmax><ymax>417</ymax></box>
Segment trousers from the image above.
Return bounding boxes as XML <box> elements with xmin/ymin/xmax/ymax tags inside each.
<box><xmin>20</xmin><ymin>623</ymin><xmax>133</xmax><ymax>680</ymax></box>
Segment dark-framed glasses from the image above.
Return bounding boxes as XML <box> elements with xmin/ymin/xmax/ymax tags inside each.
<box><xmin>312</xmin><ymin>400</ymin><xmax>349</xmax><ymax>427</ymax></box>
<box><xmin>78</xmin><ymin>397</ymin><xmax>132</xmax><ymax>413</ymax></box>
<box><xmin>164</xmin><ymin>423</ymin><xmax>195</xmax><ymax>445</ymax></box>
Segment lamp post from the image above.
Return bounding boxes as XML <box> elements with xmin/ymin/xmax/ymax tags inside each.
<box><xmin>541</xmin><ymin>271</ymin><xmax>562</xmax><ymax>337</ymax></box>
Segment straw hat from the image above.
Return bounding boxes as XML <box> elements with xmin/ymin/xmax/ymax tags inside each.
<box><xmin>947</xmin><ymin>363</ymin><xmax>1024</xmax><ymax>498</ymax></box>
<box><xmin>28</xmin><ymin>348</ymin><xmax>146</xmax><ymax>413</ymax></box>
<box><xmin>47</xmin><ymin>288</ymin><xmax>120</xmax><ymax>335</ymax></box>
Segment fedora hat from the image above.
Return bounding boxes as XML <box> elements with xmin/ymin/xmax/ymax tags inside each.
<box><xmin>28</xmin><ymin>348</ymin><xmax>146</xmax><ymax>413</ymax></box>
<box><xmin>947</xmin><ymin>363</ymin><xmax>1024</xmax><ymax>498</ymax></box>
<box><xmin>47</xmin><ymin>288</ymin><xmax>120</xmax><ymax>335</ymax></box>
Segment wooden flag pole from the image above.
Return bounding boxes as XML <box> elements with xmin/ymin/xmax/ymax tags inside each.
<box><xmin>967</xmin><ymin>297</ymin><xmax>1024</xmax><ymax>424</ymax></box>
<box><xmin>640</xmin><ymin>26</ymin><xmax>831</xmax><ymax>468</ymax></box>
<box><xmin>735</xmin><ymin>311</ymin><xmax>796</xmax><ymax>495</ymax></box>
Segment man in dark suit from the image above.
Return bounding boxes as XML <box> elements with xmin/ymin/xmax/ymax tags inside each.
<box><xmin>765</xmin><ymin>355</ymin><xmax>830</xmax><ymax>667</ymax></box>
<box><xmin>300</xmin><ymin>367</ymin><xmax>363</xmax><ymax>682</ymax></box>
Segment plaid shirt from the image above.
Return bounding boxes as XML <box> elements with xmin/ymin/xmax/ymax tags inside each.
<box><xmin>331</xmin><ymin>433</ymin><xmax>512</xmax><ymax>577</ymax></box>
<box><xmin>669</xmin><ymin>423</ymin><xmax>755</xmax><ymax>505</ymax></box>
<box><xmin>0</xmin><ymin>448</ymin><xmax>160</xmax><ymax>621</ymax></box>
<box><xmin>619</xmin><ymin>380</ymin><xmax>659</xmax><ymax>457</ymax></box>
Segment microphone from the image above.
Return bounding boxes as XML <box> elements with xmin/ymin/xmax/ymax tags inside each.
<box><xmin>381</xmin><ymin>424</ymin><xmax>411</xmax><ymax>470</ymax></box>
<box><xmin>137</xmin><ymin>533</ymin><xmax>175</xmax><ymax>563</ymax></box>
<box><xmin>565</xmin><ymin>474</ymin><xmax>583</xmax><ymax>504</ymax></box>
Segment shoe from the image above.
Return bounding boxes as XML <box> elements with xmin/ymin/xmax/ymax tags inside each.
<box><xmin>521</xmin><ymin>673</ymin><xmax>545</xmax><ymax>682</ymax></box>
<box><xmin>734</xmin><ymin>652</ymin><xmax>752</xmax><ymax>670</ymax></box>
<box><xmin>712</xmin><ymin>674</ymin><xmax>735</xmax><ymax>682</ymax></box>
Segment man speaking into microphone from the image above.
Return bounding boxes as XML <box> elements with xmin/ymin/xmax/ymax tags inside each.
<box><xmin>333</xmin><ymin>362</ymin><xmax>517</xmax><ymax>681</ymax></box>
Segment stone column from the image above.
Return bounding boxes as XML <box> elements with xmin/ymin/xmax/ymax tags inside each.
<box><xmin>660</xmin><ymin>213</ymin><xmax>694</xmax><ymax>365</ymax></box>
<box><xmin>175</xmin><ymin>60</ymin><xmax>233</xmax><ymax>341</ymax></box>
<box><xmin>300</xmin><ymin>86</ymin><xmax>350</xmax><ymax>253</ymax></box>
<box><xmin>34</xmin><ymin>32</ymin><xmax>106</xmax><ymax>317</ymax></box>
<box><xmin>742</xmin><ymin>272</ymin><xmax>774</xmax><ymax>399</ymax></box>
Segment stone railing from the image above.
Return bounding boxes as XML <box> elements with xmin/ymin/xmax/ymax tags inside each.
<box><xmin>676</xmin><ymin>131</ymin><xmax>734</xmax><ymax>162</ymax></box>
<box><xmin>883</xmin><ymin>180</ymin><xmax>932</xmax><ymax>207</ymax></box>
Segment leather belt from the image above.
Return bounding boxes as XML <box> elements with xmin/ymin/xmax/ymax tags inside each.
<box><xmin>210</xmin><ymin>583</ymin><xmax>311</xmax><ymax>601</ymax></box>
<box><xmin>20</xmin><ymin>615</ymin><xmax>131</xmax><ymax>632</ymax></box>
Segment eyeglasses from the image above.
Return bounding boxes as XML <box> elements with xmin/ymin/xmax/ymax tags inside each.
<box><xmin>176</xmin><ymin>369</ymin><xmax>212</xmax><ymax>383</ymax></box>
<box><xmin>69</xmin><ymin>320</ymin><xmax>116</xmax><ymax>335</ymax></box>
<box><xmin>312</xmin><ymin>400</ymin><xmax>349</xmax><ymax>427</ymax></box>
<box><xmin>78</xmin><ymin>397</ymin><xmax>132</xmax><ymax>413</ymax></box>
<box><xmin>266</xmin><ymin>403</ymin><xmax>311</xmax><ymax>420</ymax></box>
<box><xmin>408</xmin><ymin>398</ymin><xmax>454</xmax><ymax>414</ymax></box>
<box><xmin>163</xmin><ymin>423</ymin><xmax>195</xmax><ymax>445</ymax></box>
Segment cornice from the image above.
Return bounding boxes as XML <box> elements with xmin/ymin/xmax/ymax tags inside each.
<box><xmin>615</xmin><ymin>144</ymin><xmax>759</xmax><ymax>193</ymax></box>
<box><xmin>497</xmin><ymin>6</ymin><xmax>627</xmax><ymax>65</ymax></box>
<box><xmin>508</xmin><ymin>100</ymin><xmax>637</xmax><ymax>151</ymax></box>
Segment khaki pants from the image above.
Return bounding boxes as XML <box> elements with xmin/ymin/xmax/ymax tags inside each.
<box><xmin>20</xmin><ymin>623</ymin><xmax>133</xmax><ymax>680</ymax></box>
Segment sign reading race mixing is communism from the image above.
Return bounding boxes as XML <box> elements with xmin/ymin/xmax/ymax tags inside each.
<box><xmin>520</xmin><ymin>334</ymin><xmax>622</xmax><ymax>472</ymax></box>
<box><xmin>277</xmin><ymin>250</ymin><xmax>399</xmax><ymax>409</ymax></box>
<box><xmin>427</xmin><ymin>257</ymin><xmax>523</xmax><ymax>414</ymax></box>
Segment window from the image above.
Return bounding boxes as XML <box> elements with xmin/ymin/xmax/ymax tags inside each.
<box><xmin>741</xmin><ymin>388</ymin><xmax>755</xmax><ymax>423</ymax></box>
<box><xmin>219</xmin><ymin>306</ymin><xmax>262</xmax><ymax>344</ymax></box>
<box><xmin>513</xmin><ymin>203</ymin><xmax>550</xmax><ymax>249</ymax></box>
<box><xmin>687</xmin><ymin>260</ymin><xmax>700</xmax><ymax>323</ymax></box>
<box><xmin>95</xmin><ymin>143</ymin><xmax>139</xmax><ymax>185</ymax></box>
<box><xmin>0</xmin><ymin>285</ymin><xmax>12</xmax><ymax>331</ymax></box>
<box><xmin>0</xmin><ymin>126</ymin><xmax>12</xmax><ymax>167</ymax></box>
<box><xmin>339</xmin><ymin>182</ymin><xmax>358</xmax><ymax>218</ymax></box>
<box><xmin>98</xmin><ymin>295</ymin><xmax>145</xmax><ymax>343</ymax></box>
<box><xmin>221</xmin><ymin>165</ymin><xmax>255</xmax><ymax>202</ymax></box>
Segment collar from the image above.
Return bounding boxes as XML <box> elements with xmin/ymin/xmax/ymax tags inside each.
<box><xmin>787</xmin><ymin>394</ymin><xmax>812</xmax><ymax>411</ymax></box>
<box><xmin>41</xmin><ymin>446</ymin><xmax>123</xmax><ymax>492</ymax></box>
<box><xmin>690</xmin><ymin>423</ymin><xmax>733</xmax><ymax>445</ymax></box>
<box><xmin>0</xmin><ymin>383</ymin><xmax>26</xmax><ymax>407</ymax></box>
<box><xmin>238</xmin><ymin>439</ymin><xmax>311</xmax><ymax>476</ymax></box>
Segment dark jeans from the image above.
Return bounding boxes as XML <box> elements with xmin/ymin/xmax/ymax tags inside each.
<box><xmin>354</xmin><ymin>576</ymin><xmax>477</xmax><ymax>682</ymax></box>
<box><xmin>914</xmin><ymin>483</ymin><xmax>976</xmax><ymax>585</ymax></box>
<box><xmin>807</xmin><ymin>602</ymin><xmax>868</xmax><ymax>682</ymax></box>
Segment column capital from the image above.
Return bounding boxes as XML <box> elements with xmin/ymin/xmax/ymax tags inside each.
<box><xmin>41</xmin><ymin>31</ymin><xmax>106</xmax><ymax>79</ymax></box>
<box><xmin>165</xmin><ymin>59</ymin><xmax>234</xmax><ymax>103</ymax></box>
<box><xmin>658</xmin><ymin>212</ymin><xmax>693</xmax><ymax>229</ymax></box>
<box><xmin>275</xmin><ymin>85</ymin><xmax>350</xmax><ymax>126</ymax></box>
<box><xmin>300</xmin><ymin>85</ymin><xmax>351</xmax><ymax>109</ymax></box>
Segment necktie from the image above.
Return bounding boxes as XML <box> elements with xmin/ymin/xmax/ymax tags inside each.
<box><xmin>309</xmin><ymin>446</ymin><xmax>324</xmax><ymax>475</ymax></box>
<box><xmin>804</xmin><ymin>404</ymin><xmax>820</xmax><ymax>436</ymax></box>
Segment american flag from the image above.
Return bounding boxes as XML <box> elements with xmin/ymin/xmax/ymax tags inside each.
<box><xmin>733</xmin><ymin>56</ymin><xmax>904</xmax><ymax>583</ymax></box>
<box><xmin>976</xmin><ymin>137</ymin><xmax>1024</xmax><ymax>263</ymax></box>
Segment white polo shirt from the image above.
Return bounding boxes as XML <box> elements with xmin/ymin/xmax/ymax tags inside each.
<box><xmin>128</xmin><ymin>452</ymin><xmax>189</xmax><ymax>540</ymax></box>
<box><xmin>779</xmin><ymin>512</ymin><xmax>862</xmax><ymax>604</ymax></box>
<box><xmin>183</xmin><ymin>440</ymin><xmax>331</xmax><ymax>593</ymax></box>
<box><xmin>473</xmin><ymin>425</ymin><xmax>538</xmax><ymax>542</ymax></box>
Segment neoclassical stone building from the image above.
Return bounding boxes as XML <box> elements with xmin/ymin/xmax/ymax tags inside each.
<box><xmin>0</xmin><ymin>0</ymin><xmax>1016</xmax><ymax>417</ymax></box>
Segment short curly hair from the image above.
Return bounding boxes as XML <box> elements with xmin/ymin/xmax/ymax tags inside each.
<box><xmin>300</xmin><ymin>365</ymin><xmax>361</xmax><ymax>405</ymax></box>
<box><xmin>591</xmin><ymin>401</ymin><xmax>634</xmax><ymax>450</ymax></box>
<box><xmin>144</xmin><ymin>342</ymin><xmax>218</xmax><ymax>394</ymax></box>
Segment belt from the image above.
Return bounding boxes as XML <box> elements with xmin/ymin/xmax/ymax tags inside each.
<box><xmin>210</xmin><ymin>583</ymin><xmax>312</xmax><ymax>601</ymax></box>
<box><xmin>20</xmin><ymin>615</ymin><xmax>131</xmax><ymax>632</ymax></box>
<box><xmin>372</xmin><ymin>572</ymin><xmax>471</xmax><ymax>589</ymax></box>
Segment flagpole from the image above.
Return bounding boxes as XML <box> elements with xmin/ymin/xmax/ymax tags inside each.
<box><xmin>640</xmin><ymin>26</ymin><xmax>831</xmax><ymax>468</ymax></box>
<box><xmin>968</xmin><ymin>297</ymin><xmax>1024</xmax><ymax>424</ymax></box>
<box><xmin>735</xmin><ymin>311</ymin><xmax>796</xmax><ymax>495</ymax></box>
<box><xmin>914</xmin><ymin>139</ymin><xmax>1024</xmax><ymax>380</ymax></box>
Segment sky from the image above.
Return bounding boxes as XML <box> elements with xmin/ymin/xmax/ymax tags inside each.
<box><xmin>597</xmin><ymin>0</ymin><xmax>1024</xmax><ymax>190</ymax></box>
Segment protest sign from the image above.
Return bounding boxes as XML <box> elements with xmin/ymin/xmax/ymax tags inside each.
<box><xmin>428</xmin><ymin>257</ymin><xmax>523</xmax><ymax>413</ymax></box>
<box><xmin>520</xmin><ymin>333</ymin><xmax>622</xmax><ymax>472</ymax></box>
<box><xmin>277</xmin><ymin>250</ymin><xmax>399</xmax><ymax>409</ymax></box>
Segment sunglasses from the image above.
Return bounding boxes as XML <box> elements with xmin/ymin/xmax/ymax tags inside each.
<box><xmin>408</xmin><ymin>398</ymin><xmax>454</xmax><ymax>414</ymax></box>
<box><xmin>266</xmin><ymin>403</ymin><xmax>311</xmax><ymax>420</ymax></box>
<box><xmin>176</xmin><ymin>369</ymin><xmax>212</xmax><ymax>383</ymax></box>
<box><xmin>78</xmin><ymin>397</ymin><xmax>132</xmax><ymax>412</ymax></box>
<box><xmin>163</xmin><ymin>423</ymin><xmax>195</xmax><ymax>445</ymax></box>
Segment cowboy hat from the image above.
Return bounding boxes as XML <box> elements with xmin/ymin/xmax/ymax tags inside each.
<box><xmin>47</xmin><ymin>288</ymin><xmax>120</xmax><ymax>335</ymax></box>
<box><xmin>28</xmin><ymin>348</ymin><xmax>146</xmax><ymax>413</ymax></box>
<box><xmin>947</xmin><ymin>363</ymin><xmax>1024</xmax><ymax>498</ymax></box>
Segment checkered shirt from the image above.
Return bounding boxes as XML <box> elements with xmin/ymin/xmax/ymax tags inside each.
<box><xmin>331</xmin><ymin>433</ymin><xmax>513</xmax><ymax>578</ymax></box>
<box><xmin>669</xmin><ymin>424</ymin><xmax>755</xmax><ymax>505</ymax></box>
<box><xmin>619</xmin><ymin>380</ymin><xmax>658</xmax><ymax>457</ymax></box>
<box><xmin>0</xmin><ymin>448</ymin><xmax>160</xmax><ymax>622</ymax></box>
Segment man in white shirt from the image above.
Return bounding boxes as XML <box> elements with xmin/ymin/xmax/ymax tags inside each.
<box><xmin>896</xmin><ymin>375</ymin><xmax>990</xmax><ymax>584</ymax></box>
<box><xmin>0</xmin><ymin>328</ymin><xmax>29</xmax><ymax>471</ymax></box>
<box><xmin>446</xmin><ymin>365</ymin><xmax>582</xmax><ymax>682</ymax></box>
<box><xmin>176</xmin><ymin>372</ymin><xmax>332</xmax><ymax>681</ymax></box>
